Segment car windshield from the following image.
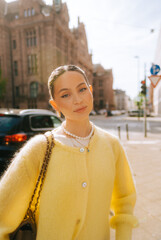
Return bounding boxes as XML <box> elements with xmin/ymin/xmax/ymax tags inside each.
<box><xmin>0</xmin><ymin>116</ymin><xmax>21</xmax><ymax>134</ymax></box>
<box><xmin>30</xmin><ymin>115</ymin><xmax>61</xmax><ymax>129</ymax></box>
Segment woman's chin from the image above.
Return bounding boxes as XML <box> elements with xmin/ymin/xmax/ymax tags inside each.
<box><xmin>65</xmin><ymin>113</ymin><xmax>90</xmax><ymax>122</ymax></box>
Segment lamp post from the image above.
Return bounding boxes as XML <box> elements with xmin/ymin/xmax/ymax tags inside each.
<box><xmin>134</xmin><ymin>56</ymin><xmax>141</xmax><ymax>119</ymax></box>
<box><xmin>134</xmin><ymin>56</ymin><xmax>140</xmax><ymax>93</ymax></box>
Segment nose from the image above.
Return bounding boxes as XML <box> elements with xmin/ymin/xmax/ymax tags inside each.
<box><xmin>73</xmin><ymin>93</ymin><xmax>82</xmax><ymax>104</ymax></box>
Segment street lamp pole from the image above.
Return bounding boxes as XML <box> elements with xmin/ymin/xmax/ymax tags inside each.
<box><xmin>134</xmin><ymin>56</ymin><xmax>140</xmax><ymax>120</ymax></box>
<box><xmin>134</xmin><ymin>56</ymin><xmax>140</xmax><ymax>93</ymax></box>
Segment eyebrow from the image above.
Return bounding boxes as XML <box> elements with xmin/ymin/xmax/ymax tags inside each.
<box><xmin>58</xmin><ymin>82</ymin><xmax>86</xmax><ymax>93</ymax></box>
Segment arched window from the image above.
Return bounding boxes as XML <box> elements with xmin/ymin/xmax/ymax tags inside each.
<box><xmin>24</xmin><ymin>10</ymin><xmax>27</xmax><ymax>17</ymax></box>
<box><xmin>28</xmin><ymin>9</ymin><xmax>31</xmax><ymax>17</ymax></box>
<box><xmin>31</xmin><ymin>8</ymin><xmax>35</xmax><ymax>16</ymax></box>
<box><xmin>30</xmin><ymin>82</ymin><xmax>38</xmax><ymax>98</ymax></box>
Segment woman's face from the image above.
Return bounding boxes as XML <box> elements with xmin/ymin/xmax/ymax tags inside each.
<box><xmin>52</xmin><ymin>71</ymin><xmax>93</xmax><ymax>121</ymax></box>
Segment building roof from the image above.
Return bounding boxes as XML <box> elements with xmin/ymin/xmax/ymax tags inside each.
<box><xmin>4</xmin><ymin>0</ymin><xmax>46</xmax><ymax>16</ymax></box>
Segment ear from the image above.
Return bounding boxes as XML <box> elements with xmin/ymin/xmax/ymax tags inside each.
<box><xmin>89</xmin><ymin>85</ymin><xmax>93</xmax><ymax>93</ymax></box>
<box><xmin>49</xmin><ymin>99</ymin><xmax>59</xmax><ymax>111</ymax></box>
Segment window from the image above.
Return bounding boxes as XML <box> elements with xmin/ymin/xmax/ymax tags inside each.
<box><xmin>30</xmin><ymin>82</ymin><xmax>38</xmax><ymax>98</ymax></box>
<box><xmin>24</xmin><ymin>10</ymin><xmax>27</xmax><ymax>17</ymax></box>
<box><xmin>64</xmin><ymin>38</ymin><xmax>68</xmax><ymax>63</ymax></box>
<box><xmin>14</xmin><ymin>61</ymin><xmax>18</xmax><ymax>76</ymax></box>
<box><xmin>13</xmin><ymin>40</ymin><xmax>16</xmax><ymax>49</ymax></box>
<box><xmin>26</xmin><ymin>29</ymin><xmax>37</xmax><ymax>47</ymax></box>
<box><xmin>27</xmin><ymin>37</ymin><xmax>30</xmax><ymax>47</ymax></box>
<box><xmin>55</xmin><ymin>0</ymin><xmax>60</xmax><ymax>4</ymax></box>
<box><xmin>27</xmin><ymin>55</ymin><xmax>38</xmax><ymax>75</ymax></box>
<box><xmin>31</xmin><ymin>8</ymin><xmax>35</xmax><ymax>16</ymax></box>
<box><xmin>30</xmin><ymin>115</ymin><xmax>61</xmax><ymax>130</ymax></box>
<box><xmin>24</xmin><ymin>8</ymin><xmax>34</xmax><ymax>17</ymax></box>
<box><xmin>56</xmin><ymin>29</ymin><xmax>62</xmax><ymax>49</ymax></box>
<box><xmin>0</xmin><ymin>116</ymin><xmax>21</xmax><ymax>134</ymax></box>
<box><xmin>33</xmin><ymin>30</ymin><xmax>37</xmax><ymax>46</ymax></box>
<box><xmin>99</xmin><ymin>100</ymin><xmax>104</xmax><ymax>108</ymax></box>
<box><xmin>16</xmin><ymin>86</ymin><xmax>19</xmax><ymax>97</ymax></box>
<box><xmin>99</xmin><ymin>89</ymin><xmax>103</xmax><ymax>97</ymax></box>
<box><xmin>99</xmin><ymin>79</ymin><xmax>103</xmax><ymax>87</ymax></box>
<box><xmin>28</xmin><ymin>9</ymin><xmax>31</xmax><ymax>17</ymax></box>
<box><xmin>93</xmin><ymin>72</ymin><xmax>97</xmax><ymax>77</ymax></box>
<box><xmin>30</xmin><ymin>31</ymin><xmax>33</xmax><ymax>46</ymax></box>
<box><xmin>64</xmin><ymin>38</ymin><xmax>68</xmax><ymax>54</ymax></box>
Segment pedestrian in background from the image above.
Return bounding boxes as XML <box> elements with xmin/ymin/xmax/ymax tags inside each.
<box><xmin>0</xmin><ymin>65</ymin><xmax>138</xmax><ymax>240</ymax></box>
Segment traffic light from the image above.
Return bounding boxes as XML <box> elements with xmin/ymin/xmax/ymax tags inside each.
<box><xmin>141</xmin><ymin>80</ymin><xmax>146</xmax><ymax>95</ymax></box>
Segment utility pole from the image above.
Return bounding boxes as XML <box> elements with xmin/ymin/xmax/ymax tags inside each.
<box><xmin>134</xmin><ymin>56</ymin><xmax>140</xmax><ymax>121</ymax></box>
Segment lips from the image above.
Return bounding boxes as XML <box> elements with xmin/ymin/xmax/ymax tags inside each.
<box><xmin>74</xmin><ymin>106</ymin><xmax>87</xmax><ymax>112</ymax></box>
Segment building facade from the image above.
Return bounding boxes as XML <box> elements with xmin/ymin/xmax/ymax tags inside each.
<box><xmin>153</xmin><ymin>27</ymin><xmax>161</xmax><ymax>115</ymax></box>
<box><xmin>114</xmin><ymin>89</ymin><xmax>128</xmax><ymax>111</ymax></box>
<box><xmin>0</xmin><ymin>0</ymin><xmax>93</xmax><ymax>109</ymax></box>
<box><xmin>93</xmin><ymin>64</ymin><xmax>114</xmax><ymax>111</ymax></box>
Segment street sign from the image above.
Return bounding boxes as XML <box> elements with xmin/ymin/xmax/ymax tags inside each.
<box><xmin>148</xmin><ymin>75</ymin><xmax>161</xmax><ymax>88</ymax></box>
<box><xmin>150</xmin><ymin>64</ymin><xmax>160</xmax><ymax>75</ymax></box>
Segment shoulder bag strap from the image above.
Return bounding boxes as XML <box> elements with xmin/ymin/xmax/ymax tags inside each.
<box><xmin>25</xmin><ymin>132</ymin><xmax>54</xmax><ymax>221</ymax></box>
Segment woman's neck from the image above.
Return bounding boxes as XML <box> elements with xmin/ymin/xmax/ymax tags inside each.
<box><xmin>63</xmin><ymin>118</ymin><xmax>92</xmax><ymax>138</ymax></box>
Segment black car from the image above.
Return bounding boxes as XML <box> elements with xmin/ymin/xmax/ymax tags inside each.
<box><xmin>0</xmin><ymin>109</ymin><xmax>62</xmax><ymax>176</ymax></box>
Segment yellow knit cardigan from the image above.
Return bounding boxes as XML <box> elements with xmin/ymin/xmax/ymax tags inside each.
<box><xmin>0</xmin><ymin>125</ymin><xmax>138</xmax><ymax>240</ymax></box>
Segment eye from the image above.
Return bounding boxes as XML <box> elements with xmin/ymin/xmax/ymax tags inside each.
<box><xmin>61</xmin><ymin>94</ymin><xmax>69</xmax><ymax>98</ymax></box>
<box><xmin>80</xmin><ymin>88</ymin><xmax>87</xmax><ymax>92</ymax></box>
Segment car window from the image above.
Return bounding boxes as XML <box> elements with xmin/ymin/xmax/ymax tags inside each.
<box><xmin>22</xmin><ymin>116</ymin><xmax>31</xmax><ymax>132</ymax></box>
<box><xmin>30</xmin><ymin>115</ymin><xmax>61</xmax><ymax>130</ymax></box>
<box><xmin>50</xmin><ymin>116</ymin><xmax>62</xmax><ymax>128</ymax></box>
<box><xmin>0</xmin><ymin>116</ymin><xmax>21</xmax><ymax>134</ymax></box>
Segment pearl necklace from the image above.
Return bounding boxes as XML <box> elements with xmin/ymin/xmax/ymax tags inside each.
<box><xmin>62</xmin><ymin>122</ymin><xmax>94</xmax><ymax>140</ymax></box>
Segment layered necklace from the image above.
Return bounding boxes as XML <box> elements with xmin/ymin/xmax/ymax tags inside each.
<box><xmin>61</xmin><ymin>122</ymin><xmax>94</xmax><ymax>149</ymax></box>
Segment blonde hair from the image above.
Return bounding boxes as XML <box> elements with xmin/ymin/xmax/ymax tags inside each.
<box><xmin>48</xmin><ymin>65</ymin><xmax>90</xmax><ymax>99</ymax></box>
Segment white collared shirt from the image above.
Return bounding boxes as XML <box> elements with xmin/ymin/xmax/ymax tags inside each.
<box><xmin>52</xmin><ymin>125</ymin><xmax>92</xmax><ymax>148</ymax></box>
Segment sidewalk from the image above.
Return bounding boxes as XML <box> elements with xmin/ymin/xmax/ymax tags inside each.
<box><xmin>111</xmin><ymin>132</ymin><xmax>161</xmax><ymax>240</ymax></box>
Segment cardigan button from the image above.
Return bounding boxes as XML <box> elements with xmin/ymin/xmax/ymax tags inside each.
<box><xmin>82</xmin><ymin>182</ymin><xmax>87</xmax><ymax>188</ymax></box>
<box><xmin>80</xmin><ymin>147</ymin><xmax>85</xmax><ymax>153</ymax></box>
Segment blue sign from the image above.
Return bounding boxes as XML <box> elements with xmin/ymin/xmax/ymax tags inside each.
<box><xmin>150</xmin><ymin>64</ymin><xmax>160</xmax><ymax>75</ymax></box>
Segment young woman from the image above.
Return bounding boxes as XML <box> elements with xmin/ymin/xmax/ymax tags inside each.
<box><xmin>0</xmin><ymin>65</ymin><xmax>138</xmax><ymax>240</ymax></box>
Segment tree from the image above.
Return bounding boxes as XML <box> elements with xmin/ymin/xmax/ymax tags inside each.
<box><xmin>134</xmin><ymin>93</ymin><xmax>144</xmax><ymax>119</ymax></box>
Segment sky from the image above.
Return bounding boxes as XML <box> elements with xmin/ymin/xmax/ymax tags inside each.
<box><xmin>6</xmin><ymin>0</ymin><xmax>161</xmax><ymax>99</ymax></box>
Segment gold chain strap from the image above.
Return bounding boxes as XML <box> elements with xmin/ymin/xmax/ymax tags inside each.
<box><xmin>25</xmin><ymin>132</ymin><xmax>54</xmax><ymax>221</ymax></box>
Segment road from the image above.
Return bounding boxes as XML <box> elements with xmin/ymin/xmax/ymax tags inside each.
<box><xmin>89</xmin><ymin>114</ymin><xmax>161</xmax><ymax>139</ymax></box>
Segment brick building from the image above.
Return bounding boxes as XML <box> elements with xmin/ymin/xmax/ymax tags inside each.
<box><xmin>0</xmin><ymin>0</ymin><xmax>93</xmax><ymax>109</ymax></box>
<box><xmin>93</xmin><ymin>64</ymin><xmax>114</xmax><ymax>111</ymax></box>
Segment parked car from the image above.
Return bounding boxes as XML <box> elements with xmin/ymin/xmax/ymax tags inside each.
<box><xmin>128</xmin><ymin>110</ymin><xmax>150</xmax><ymax>117</ymax></box>
<box><xmin>89</xmin><ymin>110</ymin><xmax>97</xmax><ymax>116</ymax></box>
<box><xmin>111</xmin><ymin>110</ymin><xmax>122</xmax><ymax>116</ymax></box>
<box><xmin>0</xmin><ymin>109</ymin><xmax>62</xmax><ymax>176</ymax></box>
<box><xmin>97</xmin><ymin>109</ymin><xmax>107</xmax><ymax>115</ymax></box>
